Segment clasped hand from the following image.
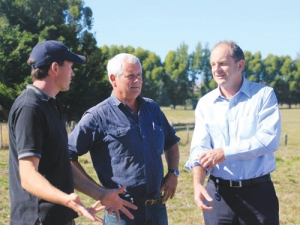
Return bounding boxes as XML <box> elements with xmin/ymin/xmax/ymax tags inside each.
<box><xmin>198</xmin><ymin>148</ymin><xmax>225</xmax><ymax>171</ymax></box>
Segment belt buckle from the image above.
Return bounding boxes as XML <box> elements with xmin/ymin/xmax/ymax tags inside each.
<box><xmin>145</xmin><ymin>199</ymin><xmax>155</xmax><ymax>206</ymax></box>
<box><xmin>230</xmin><ymin>180</ymin><xmax>242</xmax><ymax>187</ymax></box>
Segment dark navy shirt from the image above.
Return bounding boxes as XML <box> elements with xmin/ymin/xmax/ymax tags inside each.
<box><xmin>68</xmin><ymin>92</ymin><xmax>179</xmax><ymax>198</ymax></box>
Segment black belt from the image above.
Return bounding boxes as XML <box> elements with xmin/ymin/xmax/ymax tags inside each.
<box><xmin>209</xmin><ymin>174</ymin><xmax>271</xmax><ymax>188</ymax></box>
<box><xmin>119</xmin><ymin>195</ymin><xmax>163</xmax><ymax>206</ymax></box>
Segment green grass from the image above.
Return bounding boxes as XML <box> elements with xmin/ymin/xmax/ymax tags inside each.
<box><xmin>0</xmin><ymin>108</ymin><xmax>300</xmax><ymax>224</ymax></box>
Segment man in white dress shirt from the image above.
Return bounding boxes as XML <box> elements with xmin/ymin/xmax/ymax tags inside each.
<box><xmin>185</xmin><ymin>40</ymin><xmax>281</xmax><ymax>225</ymax></box>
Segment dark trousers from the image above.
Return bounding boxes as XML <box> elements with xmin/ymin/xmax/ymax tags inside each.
<box><xmin>35</xmin><ymin>219</ymin><xmax>75</xmax><ymax>225</ymax></box>
<box><xmin>203</xmin><ymin>179</ymin><xmax>279</xmax><ymax>225</ymax></box>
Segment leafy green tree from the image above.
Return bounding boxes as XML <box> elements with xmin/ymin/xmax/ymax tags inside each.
<box><xmin>190</xmin><ymin>43</ymin><xmax>212</xmax><ymax>107</ymax></box>
<box><xmin>267</xmin><ymin>55</ymin><xmax>300</xmax><ymax>107</ymax></box>
<box><xmin>262</xmin><ymin>54</ymin><xmax>282</xmax><ymax>84</ymax></box>
<box><xmin>59</xmin><ymin>31</ymin><xmax>111</xmax><ymax>121</ymax></box>
<box><xmin>0</xmin><ymin>0</ymin><xmax>67</xmax><ymax>33</ymax></box>
<box><xmin>244</xmin><ymin>51</ymin><xmax>263</xmax><ymax>82</ymax></box>
<box><xmin>164</xmin><ymin>43</ymin><xmax>195</xmax><ymax>109</ymax></box>
<box><xmin>0</xmin><ymin>16</ymin><xmax>35</xmax><ymax>86</ymax></box>
<box><xmin>270</xmin><ymin>78</ymin><xmax>289</xmax><ymax>106</ymax></box>
<box><xmin>156</xmin><ymin>79</ymin><xmax>170</xmax><ymax>106</ymax></box>
<box><xmin>100</xmin><ymin>44</ymin><xmax>137</xmax><ymax>67</ymax></box>
<box><xmin>133</xmin><ymin>47</ymin><xmax>164</xmax><ymax>101</ymax></box>
<box><xmin>288</xmin><ymin>59</ymin><xmax>300</xmax><ymax>106</ymax></box>
<box><xmin>0</xmin><ymin>16</ymin><xmax>35</xmax><ymax>118</ymax></box>
<box><xmin>0</xmin><ymin>0</ymin><xmax>108</xmax><ymax>121</ymax></box>
<box><xmin>138</xmin><ymin>51</ymin><xmax>164</xmax><ymax>101</ymax></box>
<box><xmin>277</xmin><ymin>56</ymin><xmax>293</xmax><ymax>106</ymax></box>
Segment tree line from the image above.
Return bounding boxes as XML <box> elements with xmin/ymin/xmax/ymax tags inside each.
<box><xmin>1</xmin><ymin>0</ymin><xmax>300</xmax><ymax>122</ymax></box>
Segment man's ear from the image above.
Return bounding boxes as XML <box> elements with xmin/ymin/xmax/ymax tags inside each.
<box><xmin>50</xmin><ymin>62</ymin><xmax>58</xmax><ymax>73</ymax></box>
<box><xmin>238</xmin><ymin>60</ymin><xmax>245</xmax><ymax>72</ymax></box>
<box><xmin>110</xmin><ymin>74</ymin><xmax>116</xmax><ymax>86</ymax></box>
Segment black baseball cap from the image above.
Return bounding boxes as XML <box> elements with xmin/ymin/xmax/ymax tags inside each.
<box><xmin>29</xmin><ymin>40</ymin><xmax>86</xmax><ymax>69</ymax></box>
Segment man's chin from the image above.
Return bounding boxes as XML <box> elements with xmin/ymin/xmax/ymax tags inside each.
<box><xmin>216</xmin><ymin>81</ymin><xmax>226</xmax><ymax>86</ymax></box>
<box><xmin>61</xmin><ymin>86</ymin><xmax>70</xmax><ymax>92</ymax></box>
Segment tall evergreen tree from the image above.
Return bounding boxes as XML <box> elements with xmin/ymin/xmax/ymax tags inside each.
<box><xmin>164</xmin><ymin>43</ymin><xmax>195</xmax><ymax>109</ymax></box>
<box><xmin>0</xmin><ymin>0</ymin><xmax>108</xmax><ymax>121</ymax></box>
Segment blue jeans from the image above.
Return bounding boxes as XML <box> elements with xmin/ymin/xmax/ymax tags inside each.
<box><xmin>103</xmin><ymin>202</ymin><xmax>168</xmax><ymax>225</ymax></box>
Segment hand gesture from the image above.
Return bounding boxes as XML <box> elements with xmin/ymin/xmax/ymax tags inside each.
<box><xmin>67</xmin><ymin>193</ymin><xmax>105</xmax><ymax>223</ymax></box>
<box><xmin>100</xmin><ymin>186</ymin><xmax>137</xmax><ymax>222</ymax></box>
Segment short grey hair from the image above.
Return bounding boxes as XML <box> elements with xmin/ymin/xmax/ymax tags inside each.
<box><xmin>107</xmin><ymin>53</ymin><xmax>142</xmax><ymax>84</ymax></box>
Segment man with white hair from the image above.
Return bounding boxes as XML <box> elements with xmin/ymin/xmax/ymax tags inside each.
<box><xmin>68</xmin><ymin>53</ymin><xmax>180</xmax><ymax>225</ymax></box>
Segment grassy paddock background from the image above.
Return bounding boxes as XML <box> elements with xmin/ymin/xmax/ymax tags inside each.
<box><xmin>0</xmin><ymin>108</ymin><xmax>299</xmax><ymax>225</ymax></box>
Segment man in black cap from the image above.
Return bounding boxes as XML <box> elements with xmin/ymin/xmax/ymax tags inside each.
<box><xmin>8</xmin><ymin>40</ymin><xmax>136</xmax><ymax>225</ymax></box>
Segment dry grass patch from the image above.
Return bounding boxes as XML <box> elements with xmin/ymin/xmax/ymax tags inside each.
<box><xmin>0</xmin><ymin>108</ymin><xmax>299</xmax><ymax>225</ymax></box>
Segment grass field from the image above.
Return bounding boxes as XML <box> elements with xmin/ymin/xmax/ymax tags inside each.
<box><xmin>0</xmin><ymin>108</ymin><xmax>299</xmax><ymax>225</ymax></box>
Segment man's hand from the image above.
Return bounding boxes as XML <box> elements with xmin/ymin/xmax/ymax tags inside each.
<box><xmin>67</xmin><ymin>193</ymin><xmax>104</xmax><ymax>223</ymax></box>
<box><xmin>160</xmin><ymin>173</ymin><xmax>178</xmax><ymax>204</ymax></box>
<box><xmin>100</xmin><ymin>186</ymin><xmax>137</xmax><ymax>221</ymax></box>
<box><xmin>71</xmin><ymin>161</ymin><xmax>137</xmax><ymax>221</ymax></box>
<box><xmin>192</xmin><ymin>166</ymin><xmax>213</xmax><ymax>211</ymax></box>
<box><xmin>199</xmin><ymin>148</ymin><xmax>225</xmax><ymax>171</ymax></box>
<box><xmin>194</xmin><ymin>183</ymin><xmax>213</xmax><ymax>211</ymax></box>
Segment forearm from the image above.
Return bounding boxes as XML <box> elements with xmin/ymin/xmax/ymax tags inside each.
<box><xmin>19</xmin><ymin>158</ymin><xmax>71</xmax><ymax>206</ymax></box>
<box><xmin>192</xmin><ymin>165</ymin><xmax>207</xmax><ymax>188</ymax></box>
<box><xmin>71</xmin><ymin>161</ymin><xmax>107</xmax><ymax>200</ymax></box>
<box><xmin>164</xmin><ymin>143</ymin><xmax>180</xmax><ymax>170</ymax></box>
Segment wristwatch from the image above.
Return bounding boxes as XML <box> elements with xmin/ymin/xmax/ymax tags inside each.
<box><xmin>168</xmin><ymin>169</ymin><xmax>180</xmax><ymax>176</ymax></box>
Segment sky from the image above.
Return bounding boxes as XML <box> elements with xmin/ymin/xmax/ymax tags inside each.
<box><xmin>83</xmin><ymin>0</ymin><xmax>300</xmax><ymax>61</ymax></box>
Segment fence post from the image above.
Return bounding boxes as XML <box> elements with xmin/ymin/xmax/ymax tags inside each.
<box><xmin>284</xmin><ymin>134</ymin><xmax>288</xmax><ymax>146</ymax></box>
<box><xmin>0</xmin><ymin>123</ymin><xmax>2</xmax><ymax>150</ymax></box>
<box><xmin>186</xmin><ymin>125</ymin><xmax>189</xmax><ymax>145</ymax></box>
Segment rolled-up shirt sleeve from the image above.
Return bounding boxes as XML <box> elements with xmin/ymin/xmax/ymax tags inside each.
<box><xmin>184</xmin><ymin>103</ymin><xmax>212</xmax><ymax>171</ymax></box>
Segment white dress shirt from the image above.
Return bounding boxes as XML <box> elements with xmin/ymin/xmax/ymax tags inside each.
<box><xmin>185</xmin><ymin>77</ymin><xmax>281</xmax><ymax>180</ymax></box>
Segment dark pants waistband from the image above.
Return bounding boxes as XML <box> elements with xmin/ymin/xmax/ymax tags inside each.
<box><xmin>119</xmin><ymin>195</ymin><xmax>163</xmax><ymax>206</ymax></box>
<box><xmin>209</xmin><ymin>174</ymin><xmax>271</xmax><ymax>188</ymax></box>
<box><xmin>34</xmin><ymin>219</ymin><xmax>75</xmax><ymax>225</ymax></box>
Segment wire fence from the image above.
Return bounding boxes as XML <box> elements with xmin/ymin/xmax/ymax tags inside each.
<box><xmin>0</xmin><ymin>122</ymin><xmax>195</xmax><ymax>150</ymax></box>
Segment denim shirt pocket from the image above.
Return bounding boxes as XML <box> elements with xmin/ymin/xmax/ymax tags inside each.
<box><xmin>104</xmin><ymin>126</ymin><xmax>132</xmax><ymax>156</ymax></box>
<box><xmin>152</xmin><ymin>123</ymin><xmax>165</xmax><ymax>155</ymax></box>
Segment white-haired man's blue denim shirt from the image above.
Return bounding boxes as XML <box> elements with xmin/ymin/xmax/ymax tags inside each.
<box><xmin>184</xmin><ymin>77</ymin><xmax>281</xmax><ymax>180</ymax></box>
<box><xmin>69</xmin><ymin>92</ymin><xmax>180</xmax><ymax>198</ymax></box>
